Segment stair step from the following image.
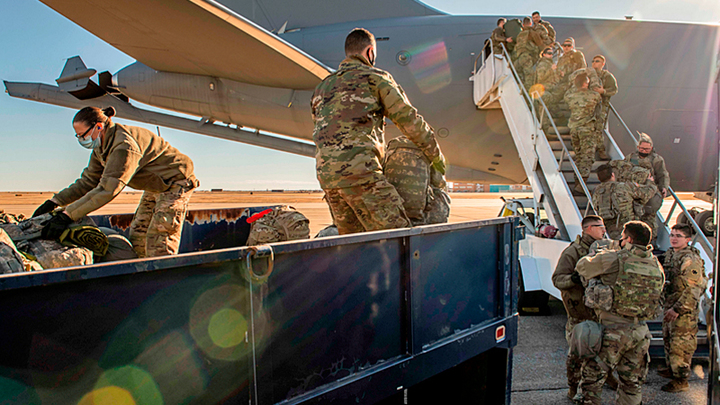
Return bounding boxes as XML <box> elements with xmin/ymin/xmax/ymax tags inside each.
<box><xmin>560</xmin><ymin>160</ymin><xmax>608</xmax><ymax>172</ymax></box>
<box><xmin>563</xmin><ymin>171</ymin><xmax>600</xmax><ymax>185</ymax></box>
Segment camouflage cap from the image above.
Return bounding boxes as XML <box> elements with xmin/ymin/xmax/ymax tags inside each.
<box><xmin>563</xmin><ymin>37</ymin><xmax>575</xmax><ymax>46</ymax></box>
<box><xmin>637</xmin><ymin>132</ymin><xmax>653</xmax><ymax>146</ymax></box>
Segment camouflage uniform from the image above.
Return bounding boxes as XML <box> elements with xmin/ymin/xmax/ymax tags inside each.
<box><xmin>575</xmin><ymin>243</ymin><xmax>664</xmax><ymax>405</ymax></box>
<box><xmin>128</xmin><ymin>184</ymin><xmax>194</xmax><ymax>258</ymax></box>
<box><xmin>311</xmin><ymin>54</ymin><xmax>442</xmax><ymax>235</ymax></box>
<box><xmin>246</xmin><ymin>205</ymin><xmax>310</xmax><ymax>245</ymax></box>
<box><xmin>491</xmin><ymin>26</ymin><xmax>509</xmax><ymax>55</ymax></box>
<box><xmin>512</xmin><ymin>29</ymin><xmax>539</xmax><ymax>92</ymax></box>
<box><xmin>592</xmin><ymin>180</ymin><xmax>657</xmax><ymax>239</ymax></box>
<box><xmin>624</xmin><ymin>140</ymin><xmax>670</xmax><ymax>238</ymax></box>
<box><xmin>533</xmin><ymin>57</ymin><xmax>558</xmax><ymax>100</ymax></box>
<box><xmin>662</xmin><ymin>246</ymin><xmax>707</xmax><ymax>380</ymax></box>
<box><xmin>555</xmin><ymin>49</ymin><xmax>587</xmax><ymax>96</ymax></box>
<box><xmin>564</xmin><ymin>87</ymin><xmax>602</xmax><ymax>185</ymax></box>
<box><xmin>52</xmin><ymin>122</ymin><xmax>198</xmax><ymax>258</ymax></box>
<box><xmin>552</xmin><ymin>233</ymin><xmax>599</xmax><ymax>391</ymax></box>
<box><xmin>535</xmin><ymin>20</ymin><xmax>556</xmax><ymax>43</ymax></box>
<box><xmin>593</xmin><ymin>69</ymin><xmax>618</xmax><ymax>158</ymax></box>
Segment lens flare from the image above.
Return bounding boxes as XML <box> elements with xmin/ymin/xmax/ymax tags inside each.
<box><xmin>93</xmin><ymin>365</ymin><xmax>162</xmax><ymax>405</ymax></box>
<box><xmin>209</xmin><ymin>308</ymin><xmax>247</xmax><ymax>349</ymax></box>
<box><xmin>529</xmin><ymin>83</ymin><xmax>545</xmax><ymax>98</ymax></box>
<box><xmin>77</xmin><ymin>386</ymin><xmax>135</xmax><ymax>405</ymax></box>
<box><xmin>407</xmin><ymin>41</ymin><xmax>452</xmax><ymax>94</ymax></box>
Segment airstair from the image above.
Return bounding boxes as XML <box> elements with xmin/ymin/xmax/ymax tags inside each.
<box><xmin>471</xmin><ymin>41</ymin><xmax>715</xmax><ymax>343</ymax></box>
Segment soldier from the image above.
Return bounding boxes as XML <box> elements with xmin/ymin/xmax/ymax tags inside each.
<box><xmin>590</xmin><ymin>55</ymin><xmax>618</xmax><ymax>160</ymax></box>
<box><xmin>512</xmin><ymin>17</ymin><xmax>539</xmax><ymax>92</ymax></box>
<box><xmin>557</xmin><ymin>38</ymin><xmax>587</xmax><ymax>87</ymax></box>
<box><xmin>552</xmin><ymin>215</ymin><xmax>616</xmax><ymax>399</ymax></box>
<box><xmin>532</xmin><ymin>46</ymin><xmax>558</xmax><ymax>99</ymax></box>
<box><xmin>575</xmin><ymin>221</ymin><xmax>664</xmax><ymax>405</ymax></box>
<box><xmin>624</xmin><ymin>133</ymin><xmax>670</xmax><ymax>240</ymax></box>
<box><xmin>592</xmin><ymin>164</ymin><xmax>657</xmax><ymax>239</ymax></box>
<box><xmin>311</xmin><ymin>28</ymin><xmax>445</xmax><ymax>235</ymax></box>
<box><xmin>565</xmin><ymin>73</ymin><xmax>602</xmax><ymax>195</ymax></box>
<box><xmin>659</xmin><ymin>223</ymin><xmax>708</xmax><ymax>392</ymax></box>
<box><xmin>32</xmin><ymin>106</ymin><xmax>198</xmax><ymax>258</ymax></box>
<box><xmin>491</xmin><ymin>18</ymin><xmax>513</xmax><ymax>56</ymax></box>
<box><xmin>531</xmin><ymin>11</ymin><xmax>556</xmax><ymax>44</ymax></box>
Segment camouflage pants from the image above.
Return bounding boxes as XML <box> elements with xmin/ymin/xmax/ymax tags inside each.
<box><xmin>323</xmin><ymin>179</ymin><xmax>411</xmax><ymax>235</ymax></box>
<box><xmin>579</xmin><ymin>322</ymin><xmax>651</xmax><ymax>405</ymax></box>
<box><xmin>595</xmin><ymin>103</ymin><xmax>610</xmax><ymax>157</ymax></box>
<box><xmin>566</xmin><ymin>316</ymin><xmax>585</xmax><ymax>387</ymax></box>
<box><xmin>571</xmin><ymin>125</ymin><xmax>598</xmax><ymax>181</ymax></box>
<box><xmin>641</xmin><ymin>193</ymin><xmax>662</xmax><ymax>240</ymax></box>
<box><xmin>129</xmin><ymin>186</ymin><xmax>193</xmax><ymax>258</ymax></box>
<box><xmin>514</xmin><ymin>53</ymin><xmax>536</xmax><ymax>93</ymax></box>
<box><xmin>663</xmin><ymin>312</ymin><xmax>699</xmax><ymax>379</ymax></box>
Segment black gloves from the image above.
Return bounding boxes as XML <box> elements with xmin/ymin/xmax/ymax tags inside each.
<box><xmin>41</xmin><ymin>212</ymin><xmax>73</xmax><ymax>240</ymax></box>
<box><xmin>570</xmin><ymin>272</ymin><xmax>582</xmax><ymax>285</ymax></box>
<box><xmin>33</xmin><ymin>200</ymin><xmax>59</xmax><ymax>217</ymax></box>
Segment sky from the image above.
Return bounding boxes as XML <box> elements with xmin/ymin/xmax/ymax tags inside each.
<box><xmin>1</xmin><ymin>0</ymin><xmax>719</xmax><ymax>191</ymax></box>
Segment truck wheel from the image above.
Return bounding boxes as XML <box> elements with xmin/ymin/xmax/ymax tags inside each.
<box><xmin>677</xmin><ymin>212</ymin><xmax>689</xmax><ymax>225</ymax></box>
<box><xmin>694</xmin><ymin>209</ymin><xmax>715</xmax><ymax>237</ymax></box>
<box><xmin>518</xmin><ymin>270</ymin><xmax>550</xmax><ymax>315</ymax></box>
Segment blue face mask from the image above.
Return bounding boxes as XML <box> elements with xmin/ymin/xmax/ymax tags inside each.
<box><xmin>78</xmin><ymin>127</ymin><xmax>102</xmax><ymax>149</ymax></box>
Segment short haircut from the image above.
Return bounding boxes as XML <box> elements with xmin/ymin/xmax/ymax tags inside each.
<box><xmin>523</xmin><ymin>17</ymin><xmax>532</xmax><ymax>25</ymax></box>
<box><xmin>582</xmin><ymin>215</ymin><xmax>604</xmax><ymax>228</ymax></box>
<box><xmin>574</xmin><ymin>72</ymin><xmax>589</xmax><ymax>88</ymax></box>
<box><xmin>497</xmin><ymin>18</ymin><xmax>506</xmax><ymax>26</ymax></box>
<box><xmin>624</xmin><ymin>221</ymin><xmax>652</xmax><ymax>246</ymax></box>
<box><xmin>563</xmin><ymin>37</ymin><xmax>575</xmax><ymax>46</ymax></box>
<box><xmin>671</xmin><ymin>223</ymin><xmax>693</xmax><ymax>238</ymax></box>
<box><xmin>532</xmin><ymin>11</ymin><xmax>540</xmax><ymax>17</ymax></box>
<box><xmin>345</xmin><ymin>28</ymin><xmax>375</xmax><ymax>56</ymax></box>
<box><xmin>596</xmin><ymin>164</ymin><xmax>613</xmax><ymax>182</ymax></box>
<box><xmin>593</xmin><ymin>54</ymin><xmax>606</xmax><ymax>63</ymax></box>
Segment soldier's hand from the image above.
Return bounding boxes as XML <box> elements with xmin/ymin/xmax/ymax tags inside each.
<box><xmin>661</xmin><ymin>188</ymin><xmax>667</xmax><ymax>198</ymax></box>
<box><xmin>593</xmin><ymin>87</ymin><xmax>605</xmax><ymax>94</ymax></box>
<box><xmin>506</xmin><ymin>38</ymin><xmax>513</xmax><ymax>43</ymax></box>
<box><xmin>432</xmin><ymin>154</ymin><xmax>447</xmax><ymax>175</ymax></box>
<box><xmin>570</xmin><ymin>271</ymin><xmax>582</xmax><ymax>285</ymax></box>
<box><xmin>664</xmin><ymin>308</ymin><xmax>679</xmax><ymax>322</ymax></box>
<box><xmin>33</xmin><ymin>199</ymin><xmax>59</xmax><ymax>217</ymax></box>
<box><xmin>41</xmin><ymin>211</ymin><xmax>73</xmax><ymax>240</ymax></box>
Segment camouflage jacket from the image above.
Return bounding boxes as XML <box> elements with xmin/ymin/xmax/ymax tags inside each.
<box><xmin>54</xmin><ymin>123</ymin><xmax>198</xmax><ymax>220</ymax></box>
<box><xmin>568</xmin><ymin>67</ymin><xmax>602</xmax><ymax>91</ymax></box>
<box><xmin>564</xmin><ymin>87</ymin><xmax>601</xmax><ymax>130</ymax></box>
<box><xmin>535</xmin><ymin>20</ymin><xmax>556</xmax><ymax>43</ymax></box>
<box><xmin>592</xmin><ymin>180</ymin><xmax>656</xmax><ymax>225</ymax></box>
<box><xmin>663</xmin><ymin>246</ymin><xmax>707</xmax><ymax>315</ymax></box>
<box><xmin>557</xmin><ymin>49</ymin><xmax>587</xmax><ymax>80</ymax></box>
<box><xmin>624</xmin><ymin>151</ymin><xmax>670</xmax><ymax>191</ymax></box>
<box><xmin>576</xmin><ymin>243</ymin><xmax>664</xmax><ymax>321</ymax></box>
<box><xmin>534</xmin><ymin>57</ymin><xmax>559</xmax><ymax>89</ymax></box>
<box><xmin>311</xmin><ymin>55</ymin><xmax>441</xmax><ymax>189</ymax></box>
<box><xmin>596</xmin><ymin>69</ymin><xmax>618</xmax><ymax>104</ymax></box>
<box><xmin>513</xmin><ymin>29</ymin><xmax>538</xmax><ymax>57</ymax></box>
<box><xmin>552</xmin><ymin>233</ymin><xmax>598</xmax><ymax>321</ymax></box>
<box><xmin>491</xmin><ymin>26</ymin><xmax>508</xmax><ymax>54</ymax></box>
<box><xmin>528</xmin><ymin>23</ymin><xmax>552</xmax><ymax>48</ymax></box>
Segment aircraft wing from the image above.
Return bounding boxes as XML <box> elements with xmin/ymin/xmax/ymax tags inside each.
<box><xmin>41</xmin><ymin>0</ymin><xmax>332</xmax><ymax>90</ymax></box>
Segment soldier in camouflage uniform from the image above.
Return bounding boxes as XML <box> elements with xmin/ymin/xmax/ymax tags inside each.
<box><xmin>592</xmin><ymin>164</ymin><xmax>657</xmax><ymax>239</ymax></box>
<box><xmin>491</xmin><ymin>18</ymin><xmax>513</xmax><ymax>56</ymax></box>
<box><xmin>623</xmin><ymin>133</ymin><xmax>670</xmax><ymax>240</ymax></box>
<box><xmin>659</xmin><ymin>223</ymin><xmax>708</xmax><ymax>392</ymax></box>
<box><xmin>565</xmin><ymin>73</ymin><xmax>602</xmax><ymax>194</ymax></box>
<box><xmin>590</xmin><ymin>55</ymin><xmax>618</xmax><ymax>161</ymax></box>
<box><xmin>532</xmin><ymin>47</ymin><xmax>558</xmax><ymax>99</ymax></box>
<box><xmin>32</xmin><ymin>106</ymin><xmax>198</xmax><ymax>258</ymax></box>
<box><xmin>532</xmin><ymin>11</ymin><xmax>556</xmax><ymax>43</ymax></box>
<box><xmin>512</xmin><ymin>17</ymin><xmax>539</xmax><ymax>92</ymax></box>
<box><xmin>552</xmin><ymin>215</ymin><xmax>614</xmax><ymax>399</ymax></box>
<box><xmin>557</xmin><ymin>38</ymin><xmax>587</xmax><ymax>87</ymax></box>
<box><xmin>575</xmin><ymin>221</ymin><xmax>664</xmax><ymax>405</ymax></box>
<box><xmin>311</xmin><ymin>28</ymin><xmax>445</xmax><ymax>235</ymax></box>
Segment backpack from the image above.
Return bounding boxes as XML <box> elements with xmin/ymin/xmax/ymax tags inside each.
<box><xmin>246</xmin><ymin>206</ymin><xmax>310</xmax><ymax>245</ymax></box>
<box><xmin>383</xmin><ymin>137</ymin><xmax>432</xmax><ymax>225</ymax></box>
<box><xmin>568</xmin><ymin>320</ymin><xmax>609</xmax><ymax>371</ymax></box>
<box><xmin>593</xmin><ymin>182</ymin><xmax>619</xmax><ymax>221</ymax></box>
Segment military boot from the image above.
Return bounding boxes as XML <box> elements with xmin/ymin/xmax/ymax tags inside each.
<box><xmin>657</xmin><ymin>366</ymin><xmax>673</xmax><ymax>379</ymax></box>
<box><xmin>567</xmin><ymin>385</ymin><xmax>577</xmax><ymax>400</ymax></box>
<box><xmin>604</xmin><ymin>372</ymin><xmax>619</xmax><ymax>390</ymax></box>
<box><xmin>661</xmin><ymin>378</ymin><xmax>689</xmax><ymax>392</ymax></box>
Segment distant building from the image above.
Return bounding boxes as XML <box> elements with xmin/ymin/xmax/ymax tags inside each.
<box><xmin>448</xmin><ymin>182</ymin><xmax>531</xmax><ymax>192</ymax></box>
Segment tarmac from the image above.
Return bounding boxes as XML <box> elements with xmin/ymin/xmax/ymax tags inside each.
<box><xmin>512</xmin><ymin>299</ymin><xmax>710</xmax><ymax>405</ymax></box>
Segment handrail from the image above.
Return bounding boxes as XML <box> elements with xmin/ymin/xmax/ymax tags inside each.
<box><xmin>498</xmin><ymin>42</ymin><xmax>596</xmax><ymax>214</ymax></box>
<box><xmin>608</xmin><ymin>102</ymin><xmax>714</xmax><ymax>255</ymax></box>
<box><xmin>474</xmin><ymin>38</ymin><xmax>494</xmax><ymax>78</ymax></box>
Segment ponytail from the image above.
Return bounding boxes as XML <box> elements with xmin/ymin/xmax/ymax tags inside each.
<box><xmin>73</xmin><ymin>106</ymin><xmax>114</xmax><ymax>126</ymax></box>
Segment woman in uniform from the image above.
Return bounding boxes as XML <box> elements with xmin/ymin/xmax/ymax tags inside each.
<box><xmin>33</xmin><ymin>106</ymin><xmax>199</xmax><ymax>258</ymax></box>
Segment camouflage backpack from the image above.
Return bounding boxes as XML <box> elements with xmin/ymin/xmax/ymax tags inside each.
<box><xmin>611</xmin><ymin>249</ymin><xmax>664</xmax><ymax>320</ymax></box>
<box><xmin>593</xmin><ymin>182</ymin><xmax>620</xmax><ymax>222</ymax></box>
<box><xmin>609</xmin><ymin>160</ymin><xmax>634</xmax><ymax>182</ymax></box>
<box><xmin>246</xmin><ymin>206</ymin><xmax>310</xmax><ymax>245</ymax></box>
<box><xmin>383</xmin><ymin>136</ymin><xmax>432</xmax><ymax>225</ymax></box>
<box><xmin>424</xmin><ymin>168</ymin><xmax>451</xmax><ymax>224</ymax></box>
<box><xmin>584</xmin><ymin>278</ymin><xmax>613</xmax><ymax>312</ymax></box>
<box><xmin>568</xmin><ymin>320</ymin><xmax>609</xmax><ymax>372</ymax></box>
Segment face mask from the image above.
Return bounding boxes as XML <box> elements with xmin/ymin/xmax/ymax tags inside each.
<box><xmin>78</xmin><ymin>126</ymin><xmax>102</xmax><ymax>149</ymax></box>
<box><xmin>367</xmin><ymin>48</ymin><xmax>375</xmax><ymax>66</ymax></box>
<box><xmin>638</xmin><ymin>151</ymin><xmax>650</xmax><ymax>158</ymax></box>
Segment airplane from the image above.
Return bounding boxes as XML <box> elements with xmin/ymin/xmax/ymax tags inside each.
<box><xmin>4</xmin><ymin>0</ymin><xmax>719</xmax><ymax>192</ymax></box>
